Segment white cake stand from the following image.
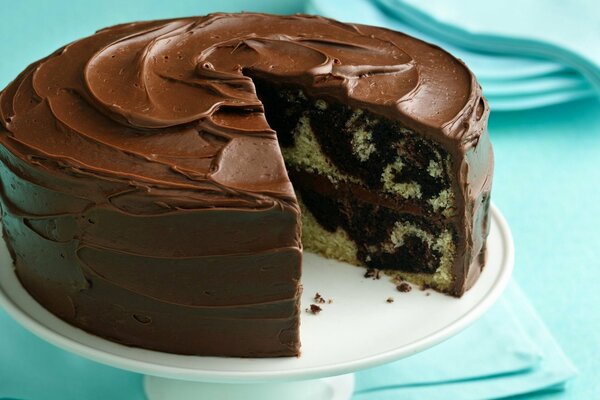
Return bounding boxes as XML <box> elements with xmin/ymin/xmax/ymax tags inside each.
<box><xmin>0</xmin><ymin>205</ymin><xmax>513</xmax><ymax>400</ymax></box>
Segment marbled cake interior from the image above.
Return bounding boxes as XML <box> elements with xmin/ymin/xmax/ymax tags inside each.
<box><xmin>255</xmin><ymin>80</ymin><xmax>461</xmax><ymax>292</ymax></box>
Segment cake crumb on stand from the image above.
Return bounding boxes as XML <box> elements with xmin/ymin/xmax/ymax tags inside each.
<box><xmin>314</xmin><ymin>292</ymin><xmax>333</xmax><ymax>304</ymax></box>
<box><xmin>306</xmin><ymin>304</ymin><xmax>322</xmax><ymax>314</ymax></box>
<box><xmin>314</xmin><ymin>292</ymin><xmax>326</xmax><ymax>304</ymax></box>
<box><xmin>396</xmin><ymin>282</ymin><xmax>412</xmax><ymax>293</ymax></box>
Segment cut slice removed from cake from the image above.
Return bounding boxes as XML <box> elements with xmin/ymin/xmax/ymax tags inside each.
<box><xmin>253</xmin><ymin>78</ymin><xmax>492</xmax><ymax>296</ymax></box>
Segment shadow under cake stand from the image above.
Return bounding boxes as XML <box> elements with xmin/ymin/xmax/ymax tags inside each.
<box><xmin>0</xmin><ymin>204</ymin><xmax>514</xmax><ymax>400</ymax></box>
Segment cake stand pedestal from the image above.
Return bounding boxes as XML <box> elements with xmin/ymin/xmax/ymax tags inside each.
<box><xmin>144</xmin><ymin>374</ymin><xmax>354</xmax><ymax>400</ymax></box>
<box><xmin>0</xmin><ymin>205</ymin><xmax>513</xmax><ymax>400</ymax></box>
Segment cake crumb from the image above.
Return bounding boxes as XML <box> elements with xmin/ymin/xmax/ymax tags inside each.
<box><xmin>306</xmin><ymin>304</ymin><xmax>322</xmax><ymax>314</ymax></box>
<box><xmin>314</xmin><ymin>292</ymin><xmax>332</xmax><ymax>304</ymax></box>
<box><xmin>386</xmin><ymin>297</ymin><xmax>394</xmax><ymax>303</ymax></box>
<box><xmin>314</xmin><ymin>292</ymin><xmax>326</xmax><ymax>304</ymax></box>
<box><xmin>364</xmin><ymin>268</ymin><xmax>381</xmax><ymax>279</ymax></box>
<box><xmin>397</xmin><ymin>282</ymin><xmax>412</xmax><ymax>293</ymax></box>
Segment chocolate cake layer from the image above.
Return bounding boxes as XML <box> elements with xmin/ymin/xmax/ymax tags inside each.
<box><xmin>0</xmin><ymin>13</ymin><xmax>492</xmax><ymax>356</ymax></box>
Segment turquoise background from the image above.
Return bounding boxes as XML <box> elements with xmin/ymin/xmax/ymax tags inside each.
<box><xmin>1</xmin><ymin>1</ymin><xmax>599</xmax><ymax>399</ymax></box>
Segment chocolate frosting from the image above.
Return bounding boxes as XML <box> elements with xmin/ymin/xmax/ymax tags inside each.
<box><xmin>0</xmin><ymin>13</ymin><xmax>492</xmax><ymax>356</ymax></box>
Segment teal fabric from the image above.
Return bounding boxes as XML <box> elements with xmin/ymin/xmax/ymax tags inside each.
<box><xmin>352</xmin><ymin>283</ymin><xmax>576</xmax><ymax>400</ymax></box>
<box><xmin>1</xmin><ymin>1</ymin><xmax>599</xmax><ymax>399</ymax></box>
<box><xmin>486</xmin><ymin>97</ymin><xmax>600</xmax><ymax>400</ymax></box>
<box><xmin>0</xmin><ymin>309</ymin><xmax>145</xmax><ymax>400</ymax></box>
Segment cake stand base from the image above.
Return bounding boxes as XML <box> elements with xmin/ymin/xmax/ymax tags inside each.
<box><xmin>144</xmin><ymin>373</ymin><xmax>355</xmax><ymax>400</ymax></box>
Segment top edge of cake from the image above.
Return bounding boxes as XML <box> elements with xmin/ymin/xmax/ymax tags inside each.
<box><xmin>0</xmin><ymin>12</ymin><xmax>489</xmax><ymax>211</ymax></box>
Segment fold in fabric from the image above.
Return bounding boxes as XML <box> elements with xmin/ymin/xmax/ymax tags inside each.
<box><xmin>378</xmin><ymin>0</ymin><xmax>600</xmax><ymax>93</ymax></box>
<box><xmin>352</xmin><ymin>282</ymin><xmax>577</xmax><ymax>400</ymax></box>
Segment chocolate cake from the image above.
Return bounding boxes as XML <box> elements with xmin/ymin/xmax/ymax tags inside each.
<box><xmin>0</xmin><ymin>13</ymin><xmax>493</xmax><ymax>357</ymax></box>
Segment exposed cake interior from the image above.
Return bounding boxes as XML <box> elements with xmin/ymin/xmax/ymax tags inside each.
<box><xmin>254</xmin><ymin>79</ymin><xmax>459</xmax><ymax>293</ymax></box>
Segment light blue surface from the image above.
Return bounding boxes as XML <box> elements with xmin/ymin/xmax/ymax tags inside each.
<box><xmin>1</xmin><ymin>1</ymin><xmax>599</xmax><ymax>399</ymax></box>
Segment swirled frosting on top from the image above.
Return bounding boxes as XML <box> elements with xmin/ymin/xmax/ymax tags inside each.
<box><xmin>0</xmin><ymin>13</ymin><xmax>485</xmax><ymax>210</ymax></box>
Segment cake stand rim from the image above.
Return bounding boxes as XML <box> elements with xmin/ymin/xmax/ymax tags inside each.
<box><xmin>0</xmin><ymin>203</ymin><xmax>514</xmax><ymax>383</ymax></box>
